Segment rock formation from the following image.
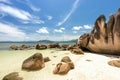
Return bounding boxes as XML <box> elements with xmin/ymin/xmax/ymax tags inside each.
<box><xmin>2</xmin><ymin>72</ymin><xmax>23</xmax><ymax>80</ymax></box>
<box><xmin>22</xmin><ymin>53</ymin><xmax>45</xmax><ymax>71</ymax></box>
<box><xmin>60</xmin><ymin>44</ymin><xmax>69</xmax><ymax>50</ymax></box>
<box><xmin>67</xmin><ymin>45</ymin><xmax>79</xmax><ymax>50</ymax></box>
<box><xmin>53</xmin><ymin>62</ymin><xmax>74</xmax><ymax>74</ymax></box>
<box><xmin>10</xmin><ymin>45</ymin><xmax>18</xmax><ymax>50</ymax></box>
<box><xmin>36</xmin><ymin>44</ymin><xmax>47</xmax><ymax>50</ymax></box>
<box><xmin>71</xmin><ymin>48</ymin><xmax>84</xmax><ymax>54</ymax></box>
<box><xmin>10</xmin><ymin>45</ymin><xmax>35</xmax><ymax>50</ymax></box>
<box><xmin>47</xmin><ymin>43</ymin><xmax>60</xmax><ymax>48</ymax></box>
<box><xmin>44</xmin><ymin>57</ymin><xmax>50</xmax><ymax>62</ymax></box>
<box><xmin>77</xmin><ymin>8</ymin><xmax>120</xmax><ymax>54</ymax></box>
<box><xmin>108</xmin><ymin>60</ymin><xmax>120</xmax><ymax>68</ymax></box>
<box><xmin>53</xmin><ymin>56</ymin><xmax>74</xmax><ymax>75</ymax></box>
<box><xmin>61</xmin><ymin>56</ymin><xmax>71</xmax><ymax>63</ymax></box>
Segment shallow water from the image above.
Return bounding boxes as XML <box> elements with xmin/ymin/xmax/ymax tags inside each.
<box><xmin>0</xmin><ymin>42</ymin><xmax>75</xmax><ymax>50</ymax></box>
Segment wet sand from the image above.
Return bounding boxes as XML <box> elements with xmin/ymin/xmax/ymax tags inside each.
<box><xmin>0</xmin><ymin>49</ymin><xmax>120</xmax><ymax>80</ymax></box>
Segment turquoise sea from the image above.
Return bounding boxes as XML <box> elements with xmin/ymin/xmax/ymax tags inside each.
<box><xmin>0</xmin><ymin>41</ymin><xmax>76</xmax><ymax>50</ymax></box>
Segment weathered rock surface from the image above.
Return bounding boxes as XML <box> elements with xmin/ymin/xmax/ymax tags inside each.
<box><xmin>36</xmin><ymin>44</ymin><xmax>47</xmax><ymax>50</ymax></box>
<box><xmin>53</xmin><ymin>56</ymin><xmax>74</xmax><ymax>75</ymax></box>
<box><xmin>67</xmin><ymin>45</ymin><xmax>79</xmax><ymax>50</ymax></box>
<box><xmin>10</xmin><ymin>45</ymin><xmax>35</xmax><ymax>50</ymax></box>
<box><xmin>44</xmin><ymin>57</ymin><xmax>50</xmax><ymax>62</ymax></box>
<box><xmin>2</xmin><ymin>72</ymin><xmax>23</xmax><ymax>80</ymax></box>
<box><xmin>61</xmin><ymin>56</ymin><xmax>71</xmax><ymax>63</ymax></box>
<box><xmin>77</xmin><ymin>8</ymin><xmax>120</xmax><ymax>54</ymax></box>
<box><xmin>53</xmin><ymin>62</ymin><xmax>74</xmax><ymax>74</ymax></box>
<box><xmin>71</xmin><ymin>48</ymin><xmax>84</xmax><ymax>54</ymax></box>
<box><xmin>10</xmin><ymin>45</ymin><xmax>18</xmax><ymax>50</ymax></box>
<box><xmin>108</xmin><ymin>60</ymin><xmax>120</xmax><ymax>68</ymax></box>
<box><xmin>60</xmin><ymin>44</ymin><xmax>70</xmax><ymax>50</ymax></box>
<box><xmin>47</xmin><ymin>43</ymin><xmax>60</xmax><ymax>48</ymax></box>
<box><xmin>22</xmin><ymin>53</ymin><xmax>45</xmax><ymax>71</ymax></box>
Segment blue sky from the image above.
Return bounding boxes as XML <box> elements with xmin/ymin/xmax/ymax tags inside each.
<box><xmin>0</xmin><ymin>0</ymin><xmax>120</xmax><ymax>41</ymax></box>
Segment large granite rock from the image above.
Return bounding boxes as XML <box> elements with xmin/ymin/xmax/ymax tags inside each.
<box><xmin>36</xmin><ymin>44</ymin><xmax>47</xmax><ymax>50</ymax></box>
<box><xmin>47</xmin><ymin>43</ymin><xmax>60</xmax><ymax>48</ymax></box>
<box><xmin>77</xmin><ymin>8</ymin><xmax>120</xmax><ymax>54</ymax></box>
<box><xmin>53</xmin><ymin>62</ymin><xmax>74</xmax><ymax>75</ymax></box>
<box><xmin>53</xmin><ymin>56</ymin><xmax>74</xmax><ymax>75</ymax></box>
<box><xmin>60</xmin><ymin>44</ymin><xmax>70</xmax><ymax>50</ymax></box>
<box><xmin>44</xmin><ymin>57</ymin><xmax>50</xmax><ymax>62</ymax></box>
<box><xmin>108</xmin><ymin>60</ymin><xmax>120</xmax><ymax>68</ymax></box>
<box><xmin>10</xmin><ymin>45</ymin><xmax>18</xmax><ymax>50</ymax></box>
<box><xmin>10</xmin><ymin>45</ymin><xmax>35</xmax><ymax>50</ymax></box>
<box><xmin>2</xmin><ymin>72</ymin><xmax>23</xmax><ymax>80</ymax></box>
<box><xmin>61</xmin><ymin>56</ymin><xmax>71</xmax><ymax>63</ymax></box>
<box><xmin>71</xmin><ymin>48</ymin><xmax>84</xmax><ymax>54</ymax></box>
<box><xmin>22</xmin><ymin>53</ymin><xmax>45</xmax><ymax>71</ymax></box>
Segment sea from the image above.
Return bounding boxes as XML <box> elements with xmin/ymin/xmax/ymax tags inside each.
<box><xmin>0</xmin><ymin>41</ymin><xmax>76</xmax><ymax>50</ymax></box>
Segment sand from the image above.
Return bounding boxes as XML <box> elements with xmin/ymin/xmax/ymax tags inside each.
<box><xmin>0</xmin><ymin>49</ymin><xmax>120</xmax><ymax>80</ymax></box>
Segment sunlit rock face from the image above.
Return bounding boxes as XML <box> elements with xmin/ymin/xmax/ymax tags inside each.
<box><xmin>77</xmin><ymin>8</ymin><xmax>120</xmax><ymax>54</ymax></box>
<box><xmin>22</xmin><ymin>53</ymin><xmax>45</xmax><ymax>71</ymax></box>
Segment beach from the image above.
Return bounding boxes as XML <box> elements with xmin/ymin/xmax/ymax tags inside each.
<box><xmin>0</xmin><ymin>49</ymin><xmax>120</xmax><ymax>80</ymax></box>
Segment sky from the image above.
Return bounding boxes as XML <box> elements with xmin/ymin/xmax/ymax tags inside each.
<box><xmin>0</xmin><ymin>0</ymin><xmax>120</xmax><ymax>41</ymax></box>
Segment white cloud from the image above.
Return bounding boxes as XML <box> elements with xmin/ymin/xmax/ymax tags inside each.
<box><xmin>56</xmin><ymin>0</ymin><xmax>80</xmax><ymax>26</ymax></box>
<box><xmin>72</xmin><ymin>26</ymin><xmax>82</xmax><ymax>30</ymax></box>
<box><xmin>83</xmin><ymin>25</ymin><xmax>92</xmax><ymax>29</ymax></box>
<box><xmin>0</xmin><ymin>4</ymin><xmax>31</xmax><ymax>20</ymax></box>
<box><xmin>60</xmin><ymin>27</ymin><xmax>65</xmax><ymax>30</ymax></box>
<box><xmin>54</xmin><ymin>29</ymin><xmax>63</xmax><ymax>33</ymax></box>
<box><xmin>36</xmin><ymin>27</ymin><xmax>49</xmax><ymax>34</ymax></box>
<box><xmin>0</xmin><ymin>4</ymin><xmax>44</xmax><ymax>24</ymax></box>
<box><xmin>47</xmin><ymin>15</ymin><xmax>53</xmax><ymax>20</ymax></box>
<box><xmin>0</xmin><ymin>22</ymin><xmax>26</xmax><ymax>38</ymax></box>
<box><xmin>54</xmin><ymin>27</ymin><xmax>65</xmax><ymax>33</ymax></box>
<box><xmin>29</xmin><ymin>5</ymin><xmax>40</xmax><ymax>12</ymax></box>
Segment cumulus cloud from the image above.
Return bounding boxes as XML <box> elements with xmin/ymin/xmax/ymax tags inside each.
<box><xmin>60</xmin><ymin>27</ymin><xmax>65</xmax><ymax>30</ymax></box>
<box><xmin>54</xmin><ymin>29</ymin><xmax>63</xmax><ymax>33</ymax></box>
<box><xmin>36</xmin><ymin>27</ymin><xmax>49</xmax><ymax>34</ymax></box>
<box><xmin>72</xmin><ymin>25</ymin><xmax>92</xmax><ymax>32</ymax></box>
<box><xmin>83</xmin><ymin>25</ymin><xmax>92</xmax><ymax>29</ymax></box>
<box><xmin>72</xmin><ymin>26</ymin><xmax>82</xmax><ymax>30</ymax></box>
<box><xmin>0</xmin><ymin>4</ymin><xmax>44</xmax><ymax>24</ymax></box>
<box><xmin>56</xmin><ymin>0</ymin><xmax>80</xmax><ymax>26</ymax></box>
<box><xmin>0</xmin><ymin>22</ymin><xmax>26</xmax><ymax>38</ymax></box>
<box><xmin>54</xmin><ymin>27</ymin><xmax>65</xmax><ymax>33</ymax></box>
<box><xmin>46</xmin><ymin>15</ymin><xmax>53</xmax><ymax>20</ymax></box>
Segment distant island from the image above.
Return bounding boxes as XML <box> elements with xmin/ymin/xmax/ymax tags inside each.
<box><xmin>38</xmin><ymin>39</ymin><xmax>77</xmax><ymax>43</ymax></box>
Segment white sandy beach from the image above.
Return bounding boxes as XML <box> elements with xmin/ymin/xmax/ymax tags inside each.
<box><xmin>0</xmin><ymin>49</ymin><xmax>120</xmax><ymax>80</ymax></box>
